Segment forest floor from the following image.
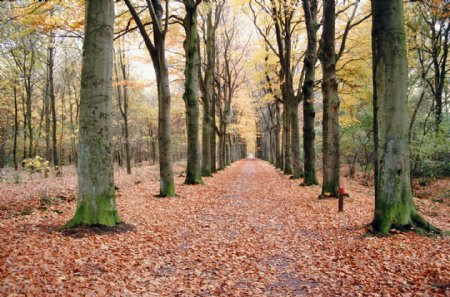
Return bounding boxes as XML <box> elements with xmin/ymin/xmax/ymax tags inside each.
<box><xmin>0</xmin><ymin>158</ymin><xmax>449</xmax><ymax>296</ymax></box>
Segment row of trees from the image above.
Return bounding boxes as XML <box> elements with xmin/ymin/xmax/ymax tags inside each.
<box><xmin>0</xmin><ymin>1</ymin><xmax>250</xmax><ymax>180</ymax></box>
<box><xmin>252</xmin><ymin>0</ymin><xmax>448</xmax><ymax>234</ymax></box>
<box><xmin>0</xmin><ymin>0</ymin><xmax>447</xmax><ymax>234</ymax></box>
<box><xmin>251</xmin><ymin>0</ymin><xmax>370</xmax><ymax>198</ymax></box>
<box><xmin>254</xmin><ymin>0</ymin><xmax>449</xmax><ymax>185</ymax></box>
<box><xmin>0</xmin><ymin>1</ymin><xmax>251</xmax><ymax>225</ymax></box>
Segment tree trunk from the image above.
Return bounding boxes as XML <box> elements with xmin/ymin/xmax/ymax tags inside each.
<box><xmin>371</xmin><ymin>0</ymin><xmax>440</xmax><ymax>234</ymax></box>
<box><xmin>282</xmin><ymin>105</ymin><xmax>292</xmax><ymax>174</ymax></box>
<box><xmin>154</xmin><ymin>3</ymin><xmax>175</xmax><ymax>197</ymax></box>
<box><xmin>290</xmin><ymin>100</ymin><xmax>303</xmax><ymax>178</ymax></box>
<box><xmin>275</xmin><ymin>102</ymin><xmax>281</xmax><ymax>168</ymax></box>
<box><xmin>13</xmin><ymin>86</ymin><xmax>18</xmax><ymax>170</ymax></box>
<box><xmin>123</xmin><ymin>0</ymin><xmax>175</xmax><ymax>197</ymax></box>
<box><xmin>210</xmin><ymin>91</ymin><xmax>217</xmax><ymax>172</ymax></box>
<box><xmin>115</xmin><ymin>45</ymin><xmax>132</xmax><ymax>175</ymax></box>
<box><xmin>319</xmin><ymin>0</ymin><xmax>340</xmax><ymax>198</ymax></box>
<box><xmin>123</xmin><ymin>98</ymin><xmax>131</xmax><ymax>175</ymax></box>
<box><xmin>201</xmin><ymin>8</ymin><xmax>213</xmax><ymax>177</ymax></box>
<box><xmin>66</xmin><ymin>0</ymin><xmax>121</xmax><ymax>228</ymax></box>
<box><xmin>21</xmin><ymin>93</ymin><xmax>27</xmax><ymax>161</ymax></box>
<box><xmin>45</xmin><ymin>71</ymin><xmax>51</xmax><ymax>162</ymax></box>
<box><xmin>225</xmin><ymin>134</ymin><xmax>231</xmax><ymax>166</ymax></box>
<box><xmin>183</xmin><ymin>1</ymin><xmax>203</xmax><ymax>185</ymax></box>
<box><xmin>302</xmin><ymin>0</ymin><xmax>319</xmax><ymax>186</ymax></box>
<box><xmin>26</xmin><ymin>80</ymin><xmax>33</xmax><ymax>158</ymax></box>
<box><xmin>48</xmin><ymin>33</ymin><xmax>60</xmax><ymax>173</ymax></box>
<box><xmin>68</xmin><ymin>88</ymin><xmax>77</xmax><ymax>165</ymax></box>
<box><xmin>218</xmin><ymin>130</ymin><xmax>225</xmax><ymax>169</ymax></box>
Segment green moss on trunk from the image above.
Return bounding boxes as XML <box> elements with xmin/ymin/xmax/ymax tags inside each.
<box><xmin>65</xmin><ymin>193</ymin><xmax>121</xmax><ymax>228</ymax></box>
<box><xmin>159</xmin><ymin>179</ymin><xmax>176</xmax><ymax>197</ymax></box>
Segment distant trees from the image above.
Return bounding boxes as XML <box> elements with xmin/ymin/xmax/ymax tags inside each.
<box><xmin>215</xmin><ymin>7</ymin><xmax>249</xmax><ymax>168</ymax></box>
<box><xmin>113</xmin><ymin>41</ymin><xmax>132</xmax><ymax>175</ymax></box>
<box><xmin>249</xmin><ymin>0</ymin><xmax>305</xmax><ymax>178</ymax></box>
<box><xmin>251</xmin><ymin>0</ymin><xmax>369</xmax><ymax>194</ymax></box>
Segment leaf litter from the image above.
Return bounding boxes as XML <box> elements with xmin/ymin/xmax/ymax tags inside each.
<box><xmin>0</xmin><ymin>159</ymin><xmax>449</xmax><ymax>296</ymax></box>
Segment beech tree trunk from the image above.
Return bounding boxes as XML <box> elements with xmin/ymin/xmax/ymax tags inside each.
<box><xmin>275</xmin><ymin>102</ymin><xmax>281</xmax><ymax>168</ymax></box>
<box><xmin>201</xmin><ymin>9</ymin><xmax>212</xmax><ymax>177</ymax></box>
<box><xmin>371</xmin><ymin>0</ymin><xmax>439</xmax><ymax>234</ymax></box>
<box><xmin>290</xmin><ymin>100</ymin><xmax>303</xmax><ymax>179</ymax></box>
<box><xmin>124</xmin><ymin>0</ymin><xmax>175</xmax><ymax>197</ymax></box>
<box><xmin>319</xmin><ymin>0</ymin><xmax>340</xmax><ymax>198</ymax></box>
<box><xmin>114</xmin><ymin>45</ymin><xmax>132</xmax><ymax>175</ymax></box>
<box><xmin>301</xmin><ymin>0</ymin><xmax>319</xmax><ymax>186</ymax></box>
<box><xmin>66</xmin><ymin>0</ymin><xmax>121</xmax><ymax>228</ymax></box>
<box><xmin>183</xmin><ymin>1</ymin><xmax>203</xmax><ymax>185</ymax></box>
<box><xmin>13</xmin><ymin>86</ymin><xmax>18</xmax><ymax>170</ymax></box>
<box><xmin>48</xmin><ymin>33</ymin><xmax>60</xmax><ymax>173</ymax></box>
<box><xmin>210</xmin><ymin>88</ymin><xmax>217</xmax><ymax>172</ymax></box>
<box><xmin>282</xmin><ymin>105</ymin><xmax>292</xmax><ymax>174</ymax></box>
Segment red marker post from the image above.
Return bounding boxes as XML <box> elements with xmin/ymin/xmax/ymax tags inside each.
<box><xmin>338</xmin><ymin>186</ymin><xmax>345</xmax><ymax>212</ymax></box>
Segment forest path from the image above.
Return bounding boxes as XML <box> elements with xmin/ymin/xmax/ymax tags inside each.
<box><xmin>1</xmin><ymin>159</ymin><xmax>449</xmax><ymax>296</ymax></box>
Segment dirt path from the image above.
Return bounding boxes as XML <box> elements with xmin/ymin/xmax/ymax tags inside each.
<box><xmin>0</xmin><ymin>159</ymin><xmax>449</xmax><ymax>296</ymax></box>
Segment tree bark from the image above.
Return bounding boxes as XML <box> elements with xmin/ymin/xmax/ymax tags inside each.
<box><xmin>13</xmin><ymin>86</ymin><xmax>18</xmax><ymax>170</ymax></box>
<box><xmin>319</xmin><ymin>0</ymin><xmax>340</xmax><ymax>198</ymax></box>
<box><xmin>275</xmin><ymin>102</ymin><xmax>281</xmax><ymax>168</ymax></box>
<box><xmin>282</xmin><ymin>105</ymin><xmax>292</xmax><ymax>174</ymax></box>
<box><xmin>183</xmin><ymin>1</ymin><xmax>203</xmax><ymax>185</ymax></box>
<box><xmin>202</xmin><ymin>5</ymin><xmax>219</xmax><ymax>176</ymax></box>
<box><xmin>124</xmin><ymin>0</ymin><xmax>175</xmax><ymax>197</ymax></box>
<box><xmin>66</xmin><ymin>0</ymin><xmax>121</xmax><ymax>228</ymax></box>
<box><xmin>301</xmin><ymin>0</ymin><xmax>319</xmax><ymax>186</ymax></box>
<box><xmin>371</xmin><ymin>0</ymin><xmax>440</xmax><ymax>234</ymax></box>
<box><xmin>290</xmin><ymin>100</ymin><xmax>303</xmax><ymax>178</ymax></box>
<box><xmin>48</xmin><ymin>33</ymin><xmax>60</xmax><ymax>173</ymax></box>
<box><xmin>114</xmin><ymin>45</ymin><xmax>132</xmax><ymax>175</ymax></box>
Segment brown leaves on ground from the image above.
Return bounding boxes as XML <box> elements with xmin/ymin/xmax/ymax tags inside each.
<box><xmin>0</xmin><ymin>159</ymin><xmax>449</xmax><ymax>296</ymax></box>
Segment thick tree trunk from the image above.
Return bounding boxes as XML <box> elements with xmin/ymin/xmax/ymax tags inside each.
<box><xmin>183</xmin><ymin>1</ymin><xmax>203</xmax><ymax>185</ymax></box>
<box><xmin>123</xmin><ymin>0</ymin><xmax>175</xmax><ymax>196</ymax></box>
<box><xmin>157</xmin><ymin>64</ymin><xmax>175</xmax><ymax>195</ymax></box>
<box><xmin>371</xmin><ymin>0</ymin><xmax>440</xmax><ymax>234</ymax></box>
<box><xmin>301</xmin><ymin>0</ymin><xmax>319</xmax><ymax>186</ymax></box>
<box><xmin>153</xmin><ymin>3</ymin><xmax>175</xmax><ymax>197</ymax></box>
<box><xmin>202</xmin><ymin>8</ymin><xmax>215</xmax><ymax>177</ymax></box>
<box><xmin>319</xmin><ymin>0</ymin><xmax>340</xmax><ymax>198</ymax></box>
<box><xmin>66</xmin><ymin>0</ymin><xmax>121</xmax><ymax>228</ymax></box>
